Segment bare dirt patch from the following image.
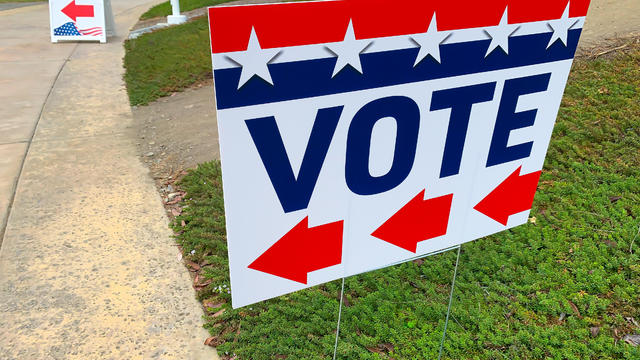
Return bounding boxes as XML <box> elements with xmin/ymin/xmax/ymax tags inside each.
<box><xmin>579</xmin><ymin>0</ymin><xmax>640</xmax><ymax>49</ymax></box>
<box><xmin>132</xmin><ymin>82</ymin><xmax>218</xmax><ymax>183</ymax></box>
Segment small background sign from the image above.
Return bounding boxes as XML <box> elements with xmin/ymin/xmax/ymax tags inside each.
<box><xmin>49</xmin><ymin>0</ymin><xmax>106</xmax><ymax>43</ymax></box>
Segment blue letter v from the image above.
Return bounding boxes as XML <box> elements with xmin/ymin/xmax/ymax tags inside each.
<box><xmin>246</xmin><ymin>106</ymin><xmax>343</xmax><ymax>213</ymax></box>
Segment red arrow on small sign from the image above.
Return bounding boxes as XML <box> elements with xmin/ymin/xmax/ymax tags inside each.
<box><xmin>474</xmin><ymin>166</ymin><xmax>542</xmax><ymax>226</ymax></box>
<box><xmin>248</xmin><ymin>217</ymin><xmax>343</xmax><ymax>284</ymax></box>
<box><xmin>372</xmin><ymin>190</ymin><xmax>453</xmax><ymax>253</ymax></box>
<box><xmin>62</xmin><ymin>0</ymin><xmax>95</xmax><ymax>22</ymax></box>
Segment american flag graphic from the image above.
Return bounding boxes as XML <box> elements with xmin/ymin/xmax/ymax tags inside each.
<box><xmin>53</xmin><ymin>22</ymin><xmax>103</xmax><ymax>37</ymax></box>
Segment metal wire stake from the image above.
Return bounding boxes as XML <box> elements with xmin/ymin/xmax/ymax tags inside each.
<box><xmin>332</xmin><ymin>277</ymin><xmax>346</xmax><ymax>360</ymax></box>
<box><xmin>438</xmin><ymin>245</ymin><xmax>462</xmax><ymax>360</ymax></box>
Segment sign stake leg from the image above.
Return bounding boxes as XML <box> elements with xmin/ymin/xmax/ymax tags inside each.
<box><xmin>332</xmin><ymin>277</ymin><xmax>346</xmax><ymax>360</ymax></box>
<box><xmin>438</xmin><ymin>245</ymin><xmax>462</xmax><ymax>360</ymax></box>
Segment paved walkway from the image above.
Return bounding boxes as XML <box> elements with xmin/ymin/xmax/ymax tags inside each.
<box><xmin>580</xmin><ymin>0</ymin><xmax>640</xmax><ymax>48</ymax></box>
<box><xmin>0</xmin><ymin>2</ymin><xmax>218</xmax><ymax>359</ymax></box>
<box><xmin>0</xmin><ymin>2</ymin><xmax>42</xmax><ymax>12</ymax></box>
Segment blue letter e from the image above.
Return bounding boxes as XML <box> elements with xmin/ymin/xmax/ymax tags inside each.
<box><xmin>486</xmin><ymin>73</ymin><xmax>551</xmax><ymax>167</ymax></box>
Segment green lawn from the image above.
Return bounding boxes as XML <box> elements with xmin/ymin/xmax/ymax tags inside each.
<box><xmin>124</xmin><ymin>17</ymin><xmax>212</xmax><ymax>106</ymax></box>
<box><xmin>140</xmin><ymin>0</ymin><xmax>234</xmax><ymax>20</ymax></box>
<box><xmin>170</xmin><ymin>46</ymin><xmax>640</xmax><ymax>359</ymax></box>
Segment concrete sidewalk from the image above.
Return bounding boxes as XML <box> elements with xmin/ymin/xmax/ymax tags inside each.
<box><xmin>0</xmin><ymin>3</ymin><xmax>76</xmax><ymax>244</ymax></box>
<box><xmin>0</xmin><ymin>2</ymin><xmax>218</xmax><ymax>359</ymax></box>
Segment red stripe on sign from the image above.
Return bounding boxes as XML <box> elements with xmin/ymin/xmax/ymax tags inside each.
<box><xmin>209</xmin><ymin>0</ymin><xmax>591</xmax><ymax>54</ymax></box>
<box><xmin>509</xmin><ymin>0</ymin><xmax>591</xmax><ymax>23</ymax></box>
<box><xmin>210</xmin><ymin>1</ymin><xmax>351</xmax><ymax>54</ymax></box>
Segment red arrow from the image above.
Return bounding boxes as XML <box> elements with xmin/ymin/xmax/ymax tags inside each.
<box><xmin>474</xmin><ymin>166</ymin><xmax>542</xmax><ymax>226</ymax></box>
<box><xmin>372</xmin><ymin>190</ymin><xmax>453</xmax><ymax>253</ymax></box>
<box><xmin>248</xmin><ymin>217</ymin><xmax>343</xmax><ymax>284</ymax></box>
<box><xmin>61</xmin><ymin>0</ymin><xmax>94</xmax><ymax>22</ymax></box>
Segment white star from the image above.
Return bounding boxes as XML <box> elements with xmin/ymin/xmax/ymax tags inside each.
<box><xmin>485</xmin><ymin>7</ymin><xmax>519</xmax><ymax>57</ymax></box>
<box><xmin>547</xmin><ymin>2</ymin><xmax>579</xmax><ymax>49</ymax></box>
<box><xmin>411</xmin><ymin>13</ymin><xmax>449</xmax><ymax>66</ymax></box>
<box><xmin>326</xmin><ymin>20</ymin><xmax>370</xmax><ymax>78</ymax></box>
<box><xmin>227</xmin><ymin>27</ymin><xmax>279</xmax><ymax>90</ymax></box>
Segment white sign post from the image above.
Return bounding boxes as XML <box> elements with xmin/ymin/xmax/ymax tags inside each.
<box><xmin>49</xmin><ymin>0</ymin><xmax>107</xmax><ymax>43</ymax></box>
<box><xmin>168</xmin><ymin>0</ymin><xmax>187</xmax><ymax>25</ymax></box>
<box><xmin>208</xmin><ymin>1</ymin><xmax>591</xmax><ymax>308</ymax></box>
<box><xmin>104</xmin><ymin>0</ymin><xmax>116</xmax><ymax>37</ymax></box>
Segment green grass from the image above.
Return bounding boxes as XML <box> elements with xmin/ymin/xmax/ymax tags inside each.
<box><xmin>124</xmin><ymin>0</ymin><xmax>299</xmax><ymax>106</ymax></box>
<box><xmin>171</xmin><ymin>46</ymin><xmax>640</xmax><ymax>359</ymax></box>
<box><xmin>140</xmin><ymin>0</ymin><xmax>234</xmax><ymax>20</ymax></box>
<box><xmin>123</xmin><ymin>17</ymin><xmax>212</xmax><ymax>106</ymax></box>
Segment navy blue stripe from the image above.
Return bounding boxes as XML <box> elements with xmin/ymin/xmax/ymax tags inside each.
<box><xmin>214</xmin><ymin>29</ymin><xmax>581</xmax><ymax>110</ymax></box>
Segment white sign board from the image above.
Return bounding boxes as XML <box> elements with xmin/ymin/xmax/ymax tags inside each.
<box><xmin>50</xmin><ymin>0</ymin><xmax>107</xmax><ymax>43</ymax></box>
<box><xmin>208</xmin><ymin>0</ymin><xmax>591</xmax><ymax>308</ymax></box>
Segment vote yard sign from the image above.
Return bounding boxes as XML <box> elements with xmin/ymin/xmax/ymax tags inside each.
<box><xmin>208</xmin><ymin>0</ymin><xmax>591</xmax><ymax>308</ymax></box>
<box><xmin>50</xmin><ymin>0</ymin><xmax>106</xmax><ymax>43</ymax></box>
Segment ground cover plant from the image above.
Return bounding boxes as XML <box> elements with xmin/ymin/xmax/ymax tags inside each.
<box><xmin>170</xmin><ymin>42</ymin><xmax>640</xmax><ymax>359</ymax></box>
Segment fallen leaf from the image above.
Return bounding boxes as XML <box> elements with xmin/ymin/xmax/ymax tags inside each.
<box><xmin>590</xmin><ymin>327</ymin><xmax>600</xmax><ymax>337</ymax></box>
<box><xmin>366</xmin><ymin>346</ymin><xmax>383</xmax><ymax>354</ymax></box>
<box><xmin>204</xmin><ymin>301</ymin><xmax>225</xmax><ymax>309</ymax></box>
<box><xmin>166</xmin><ymin>196</ymin><xmax>183</xmax><ymax>205</ymax></box>
<box><xmin>623</xmin><ymin>334</ymin><xmax>640</xmax><ymax>346</ymax></box>
<box><xmin>504</xmin><ymin>310</ymin><xmax>514</xmax><ymax>320</ymax></box>
<box><xmin>367</xmin><ymin>343</ymin><xmax>394</xmax><ymax>354</ymax></box>
<box><xmin>626</xmin><ymin>317</ymin><xmax>639</xmax><ymax>328</ymax></box>
<box><xmin>181</xmin><ymin>220</ymin><xmax>186</xmax><ymax>227</ymax></box>
<box><xmin>568</xmin><ymin>300</ymin><xmax>582</xmax><ymax>318</ymax></box>
<box><xmin>413</xmin><ymin>259</ymin><xmax>424</xmax><ymax>266</ymax></box>
<box><xmin>610</xmin><ymin>196</ymin><xmax>623</xmax><ymax>203</ymax></box>
<box><xmin>213</xmin><ymin>308</ymin><xmax>226</xmax><ymax>318</ymax></box>
<box><xmin>195</xmin><ymin>279</ymin><xmax>213</xmax><ymax>290</ymax></box>
<box><xmin>171</xmin><ymin>207</ymin><xmax>182</xmax><ymax>217</ymax></box>
<box><xmin>204</xmin><ymin>336</ymin><xmax>218</xmax><ymax>346</ymax></box>
<box><xmin>380</xmin><ymin>343</ymin><xmax>394</xmax><ymax>352</ymax></box>
<box><xmin>200</xmin><ymin>258</ymin><xmax>211</xmax><ymax>267</ymax></box>
<box><xmin>185</xmin><ymin>260</ymin><xmax>200</xmax><ymax>271</ymax></box>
